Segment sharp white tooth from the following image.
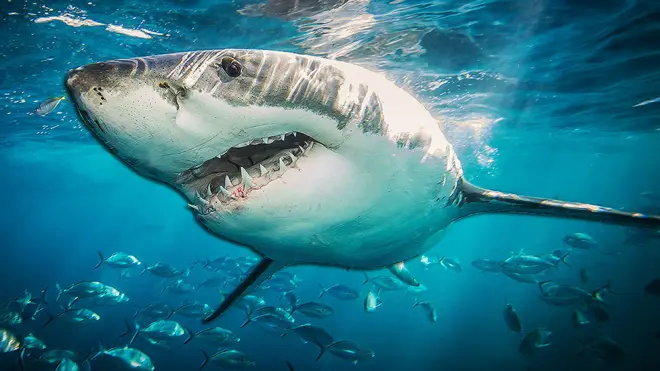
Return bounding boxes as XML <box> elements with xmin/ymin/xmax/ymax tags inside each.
<box><xmin>219</xmin><ymin>186</ymin><xmax>230</xmax><ymax>198</ymax></box>
<box><xmin>288</xmin><ymin>152</ymin><xmax>297</xmax><ymax>163</ymax></box>
<box><xmin>224</xmin><ymin>176</ymin><xmax>232</xmax><ymax>189</ymax></box>
<box><xmin>293</xmin><ymin>132</ymin><xmax>297</xmax><ymax>137</ymax></box>
<box><xmin>206</xmin><ymin>183</ymin><xmax>213</xmax><ymax>196</ymax></box>
<box><xmin>259</xmin><ymin>164</ymin><xmax>269</xmax><ymax>176</ymax></box>
<box><xmin>279</xmin><ymin>157</ymin><xmax>288</xmax><ymax>170</ymax></box>
<box><xmin>298</xmin><ymin>145</ymin><xmax>305</xmax><ymax>155</ymax></box>
<box><xmin>280</xmin><ymin>134</ymin><xmax>286</xmax><ymax>141</ymax></box>
<box><xmin>187</xmin><ymin>204</ymin><xmax>199</xmax><ymax>211</ymax></box>
<box><xmin>195</xmin><ymin>191</ymin><xmax>210</xmax><ymax>206</ymax></box>
<box><xmin>240</xmin><ymin>167</ymin><xmax>254</xmax><ymax>188</ymax></box>
<box><xmin>307</xmin><ymin>141</ymin><xmax>314</xmax><ymax>151</ymax></box>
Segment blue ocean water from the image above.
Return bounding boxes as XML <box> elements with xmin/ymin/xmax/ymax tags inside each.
<box><xmin>1</xmin><ymin>0</ymin><xmax>660</xmax><ymax>370</ymax></box>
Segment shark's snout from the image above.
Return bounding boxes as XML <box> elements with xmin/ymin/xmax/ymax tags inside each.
<box><xmin>66</xmin><ymin>60</ymin><xmax>136</xmax><ymax>96</ymax></box>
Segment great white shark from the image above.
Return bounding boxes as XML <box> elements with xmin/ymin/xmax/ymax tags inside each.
<box><xmin>64</xmin><ymin>49</ymin><xmax>660</xmax><ymax>324</ymax></box>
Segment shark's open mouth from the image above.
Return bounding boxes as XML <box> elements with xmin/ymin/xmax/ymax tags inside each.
<box><xmin>176</xmin><ymin>132</ymin><xmax>316</xmax><ymax>212</ymax></box>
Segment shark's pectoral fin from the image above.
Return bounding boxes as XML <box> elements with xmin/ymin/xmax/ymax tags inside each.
<box><xmin>455</xmin><ymin>178</ymin><xmax>660</xmax><ymax>229</ymax></box>
<box><xmin>387</xmin><ymin>261</ymin><xmax>420</xmax><ymax>287</ymax></box>
<box><xmin>202</xmin><ymin>257</ymin><xmax>285</xmax><ymax>324</ymax></box>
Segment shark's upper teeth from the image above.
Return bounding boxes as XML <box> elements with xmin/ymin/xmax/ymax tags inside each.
<box><xmin>188</xmin><ymin>132</ymin><xmax>317</xmax><ymax>211</ymax></box>
<box><xmin>197</xmin><ymin>193</ymin><xmax>210</xmax><ymax>206</ymax></box>
<box><xmin>288</xmin><ymin>152</ymin><xmax>297</xmax><ymax>164</ymax></box>
<box><xmin>240</xmin><ymin>167</ymin><xmax>255</xmax><ymax>188</ymax></box>
<box><xmin>219</xmin><ymin>186</ymin><xmax>230</xmax><ymax>198</ymax></box>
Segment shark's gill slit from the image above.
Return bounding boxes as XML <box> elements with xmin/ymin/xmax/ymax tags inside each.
<box><xmin>176</xmin><ymin>132</ymin><xmax>315</xmax><ymax>212</ymax></box>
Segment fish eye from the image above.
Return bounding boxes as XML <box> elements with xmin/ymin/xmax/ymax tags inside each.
<box><xmin>221</xmin><ymin>57</ymin><xmax>242</xmax><ymax>78</ymax></box>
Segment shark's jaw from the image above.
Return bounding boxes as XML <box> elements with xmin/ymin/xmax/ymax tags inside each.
<box><xmin>176</xmin><ymin>131</ymin><xmax>317</xmax><ymax>213</ymax></box>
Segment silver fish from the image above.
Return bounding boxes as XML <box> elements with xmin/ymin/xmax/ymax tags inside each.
<box><xmin>184</xmin><ymin>326</ymin><xmax>240</xmax><ymax>345</ymax></box>
<box><xmin>95</xmin><ymin>345</ymin><xmax>154</xmax><ymax>370</ymax></box>
<box><xmin>34</xmin><ymin>96</ymin><xmax>65</xmax><ymax>116</ymax></box>
<box><xmin>412</xmin><ymin>299</ymin><xmax>436</xmax><ymax>323</ymax></box>
<box><xmin>96</xmin><ymin>251</ymin><xmax>141</xmax><ymax>269</ymax></box>
<box><xmin>292</xmin><ymin>302</ymin><xmax>334</xmax><ymax>318</ymax></box>
<box><xmin>364</xmin><ymin>289</ymin><xmax>382</xmax><ymax>313</ymax></box>
<box><xmin>200</xmin><ymin>349</ymin><xmax>256</xmax><ymax>369</ymax></box>
<box><xmin>0</xmin><ymin>328</ymin><xmax>20</xmax><ymax>353</ymax></box>
<box><xmin>318</xmin><ymin>284</ymin><xmax>359</xmax><ymax>300</ymax></box>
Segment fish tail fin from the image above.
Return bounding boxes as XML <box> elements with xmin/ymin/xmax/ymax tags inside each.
<box><xmin>140</xmin><ymin>267</ymin><xmax>147</xmax><ymax>275</ymax></box>
<box><xmin>313</xmin><ymin>341</ymin><xmax>327</xmax><ymax>362</ymax></box>
<box><xmin>131</xmin><ymin>307</ymin><xmax>141</xmax><ymax>320</ymax></box>
<box><xmin>455</xmin><ymin>178</ymin><xmax>660</xmax><ymax>229</ymax></box>
<box><xmin>97</xmin><ymin>339</ymin><xmax>106</xmax><ymax>355</ymax></box>
<box><xmin>538</xmin><ymin>280</ymin><xmax>552</xmax><ymax>294</ymax></box>
<box><xmin>183</xmin><ymin>327</ymin><xmax>195</xmax><ymax>344</ymax></box>
<box><xmin>560</xmin><ymin>252</ymin><xmax>572</xmax><ymax>268</ymax></box>
<box><xmin>317</xmin><ymin>284</ymin><xmax>326</xmax><ymax>299</ymax></box>
<box><xmin>39</xmin><ymin>286</ymin><xmax>48</xmax><ymax>306</ymax></box>
<box><xmin>55</xmin><ymin>283</ymin><xmax>62</xmax><ymax>302</ymax></box>
<box><xmin>362</xmin><ymin>272</ymin><xmax>369</xmax><ymax>286</ymax></box>
<box><xmin>286</xmin><ymin>361</ymin><xmax>295</xmax><ymax>371</ymax></box>
<box><xmin>81</xmin><ymin>342</ymin><xmax>99</xmax><ymax>364</ymax></box>
<box><xmin>240</xmin><ymin>316</ymin><xmax>252</xmax><ymax>328</ymax></box>
<box><xmin>18</xmin><ymin>348</ymin><xmax>25</xmax><ymax>371</ymax></box>
<box><xmin>591</xmin><ymin>280</ymin><xmax>615</xmax><ymax>304</ymax></box>
<box><xmin>129</xmin><ymin>321</ymin><xmax>140</xmax><ymax>344</ymax></box>
<box><xmin>65</xmin><ymin>297</ymin><xmax>79</xmax><ymax>311</ymax></box>
<box><xmin>168</xmin><ymin>304</ymin><xmax>184</xmax><ymax>319</ymax></box>
<box><xmin>601</xmin><ymin>279</ymin><xmax>617</xmax><ymax>295</ymax></box>
<box><xmin>412</xmin><ymin>297</ymin><xmax>419</xmax><ymax>308</ymax></box>
<box><xmin>95</xmin><ymin>251</ymin><xmax>104</xmax><ymax>269</ymax></box>
<box><xmin>119</xmin><ymin>319</ymin><xmax>133</xmax><ymax>338</ymax></box>
<box><xmin>202</xmin><ymin>258</ymin><xmax>285</xmax><ymax>324</ymax></box>
<box><xmin>83</xmin><ymin>338</ymin><xmax>105</xmax><ymax>363</ymax></box>
<box><xmin>42</xmin><ymin>311</ymin><xmax>56</xmax><ymax>328</ymax></box>
<box><xmin>439</xmin><ymin>256</ymin><xmax>446</xmax><ymax>269</ymax></box>
<box><xmin>199</xmin><ymin>350</ymin><xmax>210</xmax><ymax>370</ymax></box>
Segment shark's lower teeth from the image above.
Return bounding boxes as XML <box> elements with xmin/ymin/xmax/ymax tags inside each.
<box><xmin>189</xmin><ymin>139</ymin><xmax>314</xmax><ymax>213</ymax></box>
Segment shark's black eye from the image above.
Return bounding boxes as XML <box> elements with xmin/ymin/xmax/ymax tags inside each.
<box><xmin>221</xmin><ymin>57</ymin><xmax>242</xmax><ymax>78</ymax></box>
